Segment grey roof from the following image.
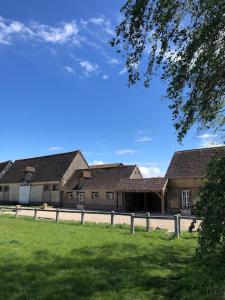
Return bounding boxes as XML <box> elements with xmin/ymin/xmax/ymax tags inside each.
<box><xmin>116</xmin><ymin>178</ymin><xmax>168</xmax><ymax>192</ymax></box>
<box><xmin>0</xmin><ymin>151</ymin><xmax>80</xmax><ymax>183</ymax></box>
<box><xmin>165</xmin><ymin>146</ymin><xmax>225</xmax><ymax>178</ymax></box>
<box><xmin>63</xmin><ymin>165</ymin><xmax>137</xmax><ymax>190</ymax></box>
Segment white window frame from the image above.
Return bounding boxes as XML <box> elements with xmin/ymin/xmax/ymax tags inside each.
<box><xmin>106</xmin><ymin>192</ymin><xmax>114</xmax><ymax>200</ymax></box>
<box><xmin>91</xmin><ymin>192</ymin><xmax>98</xmax><ymax>200</ymax></box>
<box><xmin>181</xmin><ymin>190</ymin><xmax>191</xmax><ymax>209</ymax></box>
<box><xmin>78</xmin><ymin>192</ymin><xmax>85</xmax><ymax>203</ymax></box>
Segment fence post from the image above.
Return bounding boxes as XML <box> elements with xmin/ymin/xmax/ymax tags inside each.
<box><xmin>146</xmin><ymin>212</ymin><xmax>150</xmax><ymax>232</ymax></box>
<box><xmin>174</xmin><ymin>214</ymin><xmax>180</xmax><ymax>238</ymax></box>
<box><xmin>81</xmin><ymin>210</ymin><xmax>85</xmax><ymax>225</ymax></box>
<box><xmin>111</xmin><ymin>210</ymin><xmax>115</xmax><ymax>227</ymax></box>
<box><xmin>130</xmin><ymin>213</ymin><xmax>135</xmax><ymax>234</ymax></box>
<box><xmin>177</xmin><ymin>214</ymin><xmax>181</xmax><ymax>237</ymax></box>
<box><xmin>34</xmin><ymin>208</ymin><xmax>37</xmax><ymax>220</ymax></box>
<box><xmin>15</xmin><ymin>207</ymin><xmax>18</xmax><ymax>217</ymax></box>
<box><xmin>55</xmin><ymin>209</ymin><xmax>59</xmax><ymax>222</ymax></box>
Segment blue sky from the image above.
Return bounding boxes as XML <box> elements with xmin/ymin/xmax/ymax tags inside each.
<box><xmin>0</xmin><ymin>0</ymin><xmax>220</xmax><ymax>177</ymax></box>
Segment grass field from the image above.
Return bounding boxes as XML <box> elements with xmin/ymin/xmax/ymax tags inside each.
<box><xmin>0</xmin><ymin>215</ymin><xmax>224</xmax><ymax>300</ymax></box>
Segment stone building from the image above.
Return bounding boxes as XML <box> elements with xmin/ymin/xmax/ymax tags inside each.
<box><xmin>0</xmin><ymin>146</ymin><xmax>224</xmax><ymax>214</ymax></box>
<box><xmin>62</xmin><ymin>163</ymin><xmax>142</xmax><ymax>210</ymax></box>
<box><xmin>165</xmin><ymin>146</ymin><xmax>225</xmax><ymax>214</ymax></box>
<box><xmin>0</xmin><ymin>151</ymin><xmax>88</xmax><ymax>205</ymax></box>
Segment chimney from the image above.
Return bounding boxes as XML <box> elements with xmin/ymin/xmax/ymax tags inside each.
<box><xmin>23</xmin><ymin>166</ymin><xmax>35</xmax><ymax>183</ymax></box>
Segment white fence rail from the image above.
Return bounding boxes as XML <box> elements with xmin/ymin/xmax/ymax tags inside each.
<box><xmin>0</xmin><ymin>206</ymin><xmax>201</xmax><ymax>238</ymax></box>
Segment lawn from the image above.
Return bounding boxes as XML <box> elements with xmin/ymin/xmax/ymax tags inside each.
<box><xmin>0</xmin><ymin>215</ymin><xmax>224</xmax><ymax>300</ymax></box>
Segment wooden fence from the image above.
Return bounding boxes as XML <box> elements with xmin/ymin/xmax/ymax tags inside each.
<box><xmin>0</xmin><ymin>206</ymin><xmax>201</xmax><ymax>238</ymax></box>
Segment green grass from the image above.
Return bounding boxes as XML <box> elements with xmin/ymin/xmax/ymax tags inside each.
<box><xmin>0</xmin><ymin>215</ymin><xmax>224</xmax><ymax>300</ymax></box>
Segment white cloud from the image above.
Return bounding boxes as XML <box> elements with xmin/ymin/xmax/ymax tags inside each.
<box><xmin>197</xmin><ymin>133</ymin><xmax>217</xmax><ymax>139</ymax></box>
<box><xmin>89</xmin><ymin>17</ymin><xmax>114</xmax><ymax>36</ymax></box>
<box><xmin>0</xmin><ymin>17</ymin><xmax>80</xmax><ymax>45</ymax></box>
<box><xmin>79</xmin><ymin>60</ymin><xmax>99</xmax><ymax>73</ymax></box>
<box><xmin>0</xmin><ymin>17</ymin><xmax>33</xmax><ymax>44</ymax></box>
<box><xmin>92</xmin><ymin>160</ymin><xmax>105</xmax><ymax>165</ymax></box>
<box><xmin>89</xmin><ymin>18</ymin><xmax>105</xmax><ymax>26</ymax></box>
<box><xmin>64</xmin><ymin>66</ymin><xmax>75</xmax><ymax>74</ymax></box>
<box><xmin>197</xmin><ymin>133</ymin><xmax>223</xmax><ymax>148</ymax></box>
<box><xmin>118</xmin><ymin>67</ymin><xmax>127</xmax><ymax>75</ymax></box>
<box><xmin>48</xmin><ymin>146</ymin><xmax>64</xmax><ymax>151</ymax></box>
<box><xmin>139</xmin><ymin>166</ymin><xmax>164</xmax><ymax>178</ymax></box>
<box><xmin>32</xmin><ymin>21</ymin><xmax>79</xmax><ymax>44</ymax></box>
<box><xmin>115</xmin><ymin>149</ymin><xmax>137</xmax><ymax>155</ymax></box>
<box><xmin>102</xmin><ymin>74</ymin><xmax>108</xmax><ymax>80</ymax></box>
<box><xmin>108</xmin><ymin>57</ymin><xmax>120</xmax><ymax>65</ymax></box>
<box><xmin>136</xmin><ymin>136</ymin><xmax>153</xmax><ymax>143</ymax></box>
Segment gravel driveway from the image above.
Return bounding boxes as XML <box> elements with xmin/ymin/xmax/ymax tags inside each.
<box><xmin>11</xmin><ymin>208</ymin><xmax>201</xmax><ymax>232</ymax></box>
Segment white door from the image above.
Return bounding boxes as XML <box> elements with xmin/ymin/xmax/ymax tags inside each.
<box><xmin>19</xmin><ymin>186</ymin><xmax>30</xmax><ymax>204</ymax></box>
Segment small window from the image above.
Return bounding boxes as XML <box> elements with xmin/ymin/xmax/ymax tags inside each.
<box><xmin>52</xmin><ymin>184</ymin><xmax>59</xmax><ymax>191</ymax></box>
<box><xmin>182</xmin><ymin>190</ymin><xmax>191</xmax><ymax>209</ymax></box>
<box><xmin>106</xmin><ymin>192</ymin><xmax>114</xmax><ymax>200</ymax></box>
<box><xmin>91</xmin><ymin>192</ymin><xmax>98</xmax><ymax>200</ymax></box>
<box><xmin>44</xmin><ymin>184</ymin><xmax>51</xmax><ymax>191</ymax></box>
<box><xmin>0</xmin><ymin>186</ymin><xmax>2</xmax><ymax>192</ymax></box>
<box><xmin>78</xmin><ymin>192</ymin><xmax>85</xmax><ymax>203</ymax></box>
<box><xmin>67</xmin><ymin>192</ymin><xmax>73</xmax><ymax>199</ymax></box>
<box><xmin>3</xmin><ymin>186</ymin><xmax>9</xmax><ymax>192</ymax></box>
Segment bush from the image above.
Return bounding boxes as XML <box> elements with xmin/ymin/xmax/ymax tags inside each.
<box><xmin>196</xmin><ymin>149</ymin><xmax>225</xmax><ymax>263</ymax></box>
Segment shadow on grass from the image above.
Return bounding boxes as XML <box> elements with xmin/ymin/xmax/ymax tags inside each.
<box><xmin>0</xmin><ymin>240</ymin><xmax>224</xmax><ymax>300</ymax></box>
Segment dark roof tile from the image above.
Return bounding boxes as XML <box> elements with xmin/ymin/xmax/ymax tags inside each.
<box><xmin>0</xmin><ymin>151</ymin><xmax>80</xmax><ymax>183</ymax></box>
<box><xmin>165</xmin><ymin>146</ymin><xmax>225</xmax><ymax>178</ymax></box>
<box><xmin>63</xmin><ymin>165</ymin><xmax>137</xmax><ymax>190</ymax></box>
<box><xmin>116</xmin><ymin>178</ymin><xmax>168</xmax><ymax>192</ymax></box>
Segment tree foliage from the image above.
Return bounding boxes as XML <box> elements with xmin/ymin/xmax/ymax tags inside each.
<box><xmin>111</xmin><ymin>0</ymin><xmax>225</xmax><ymax>142</ymax></box>
<box><xmin>196</xmin><ymin>149</ymin><xmax>225</xmax><ymax>262</ymax></box>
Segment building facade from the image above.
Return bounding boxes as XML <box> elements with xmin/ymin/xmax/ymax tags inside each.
<box><xmin>0</xmin><ymin>146</ymin><xmax>224</xmax><ymax>214</ymax></box>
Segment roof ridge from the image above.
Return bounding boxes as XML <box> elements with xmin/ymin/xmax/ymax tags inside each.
<box><xmin>175</xmin><ymin>146</ymin><xmax>225</xmax><ymax>154</ymax></box>
<box><xmin>13</xmin><ymin>150</ymin><xmax>80</xmax><ymax>162</ymax></box>
<box><xmin>0</xmin><ymin>160</ymin><xmax>11</xmax><ymax>164</ymax></box>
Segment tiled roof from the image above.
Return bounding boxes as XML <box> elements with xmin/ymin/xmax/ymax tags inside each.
<box><xmin>0</xmin><ymin>151</ymin><xmax>80</xmax><ymax>183</ymax></box>
<box><xmin>63</xmin><ymin>165</ymin><xmax>137</xmax><ymax>190</ymax></box>
<box><xmin>165</xmin><ymin>146</ymin><xmax>225</xmax><ymax>178</ymax></box>
<box><xmin>89</xmin><ymin>163</ymin><xmax>123</xmax><ymax>169</ymax></box>
<box><xmin>116</xmin><ymin>178</ymin><xmax>168</xmax><ymax>192</ymax></box>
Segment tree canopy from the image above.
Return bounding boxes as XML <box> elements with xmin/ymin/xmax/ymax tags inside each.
<box><xmin>111</xmin><ymin>0</ymin><xmax>225</xmax><ymax>142</ymax></box>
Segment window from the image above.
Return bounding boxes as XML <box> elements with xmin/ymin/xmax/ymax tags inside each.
<box><xmin>3</xmin><ymin>186</ymin><xmax>9</xmax><ymax>192</ymax></box>
<box><xmin>44</xmin><ymin>184</ymin><xmax>51</xmax><ymax>191</ymax></box>
<box><xmin>52</xmin><ymin>184</ymin><xmax>59</xmax><ymax>191</ymax></box>
<box><xmin>91</xmin><ymin>192</ymin><xmax>98</xmax><ymax>200</ymax></box>
<box><xmin>67</xmin><ymin>192</ymin><xmax>73</xmax><ymax>199</ymax></box>
<box><xmin>0</xmin><ymin>186</ymin><xmax>2</xmax><ymax>192</ymax></box>
<box><xmin>78</xmin><ymin>192</ymin><xmax>85</xmax><ymax>203</ymax></box>
<box><xmin>181</xmin><ymin>190</ymin><xmax>191</xmax><ymax>209</ymax></box>
<box><xmin>106</xmin><ymin>192</ymin><xmax>114</xmax><ymax>200</ymax></box>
